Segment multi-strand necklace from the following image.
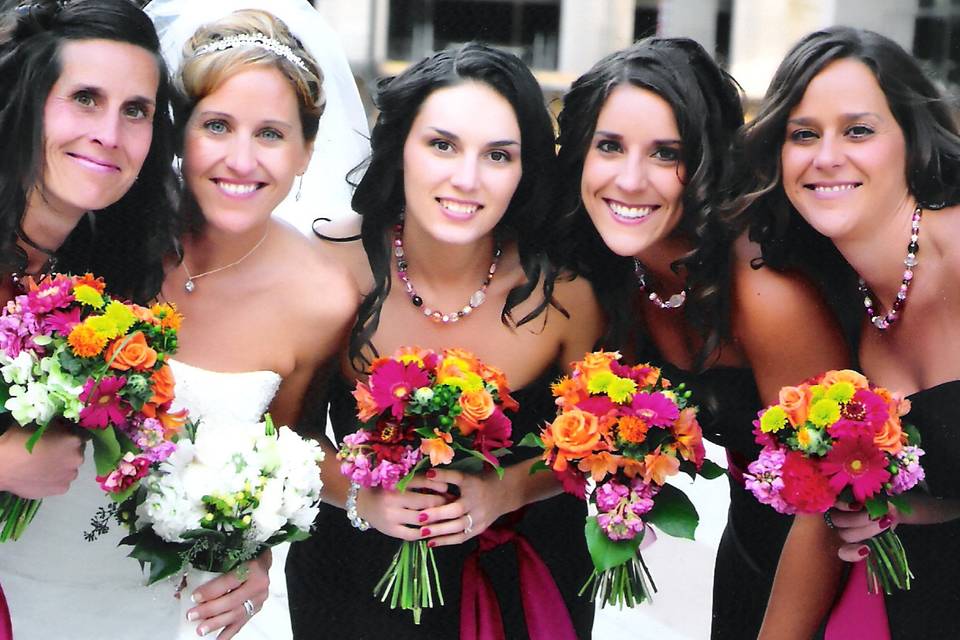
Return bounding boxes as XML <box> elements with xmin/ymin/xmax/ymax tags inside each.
<box><xmin>393</xmin><ymin>220</ymin><xmax>501</xmax><ymax>324</ymax></box>
<box><xmin>633</xmin><ymin>258</ymin><xmax>686</xmax><ymax>309</ymax></box>
<box><xmin>858</xmin><ymin>205</ymin><xmax>922</xmax><ymax>331</ymax></box>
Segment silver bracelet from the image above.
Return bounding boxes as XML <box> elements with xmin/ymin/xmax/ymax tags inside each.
<box><xmin>346</xmin><ymin>481</ymin><xmax>370</xmax><ymax>531</ymax></box>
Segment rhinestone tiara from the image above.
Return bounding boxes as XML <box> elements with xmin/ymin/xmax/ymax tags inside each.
<box><xmin>192</xmin><ymin>32</ymin><xmax>308</xmax><ymax>71</ymax></box>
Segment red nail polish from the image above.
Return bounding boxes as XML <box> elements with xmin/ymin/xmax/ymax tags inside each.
<box><xmin>879</xmin><ymin>515</ymin><xmax>892</xmax><ymax>529</ymax></box>
<box><xmin>420</xmin><ymin>528</ymin><xmax>431</xmax><ymax>537</ymax></box>
<box><xmin>425</xmin><ymin>469</ymin><xmax>436</xmax><ymax>479</ymax></box>
<box><xmin>418</xmin><ymin>512</ymin><xmax>428</xmax><ymax>523</ymax></box>
<box><xmin>849</xmin><ymin>502</ymin><xmax>862</xmax><ymax>511</ymax></box>
<box><xmin>858</xmin><ymin>546</ymin><xmax>870</xmax><ymax>557</ymax></box>
<box><xmin>427</xmin><ymin>540</ymin><xmax>436</xmax><ymax>548</ymax></box>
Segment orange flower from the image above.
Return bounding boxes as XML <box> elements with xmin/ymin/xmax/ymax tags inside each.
<box><xmin>393</xmin><ymin>345</ymin><xmax>435</xmax><ymax>368</ymax></box>
<box><xmin>620</xmin><ymin>457</ymin><xmax>645</xmax><ymax>478</ymax></box>
<box><xmin>673</xmin><ymin>408</ymin><xmax>705</xmax><ymax>465</ymax></box>
<box><xmin>573</xmin><ymin>351</ymin><xmax>620</xmax><ymax>382</ymax></box>
<box><xmin>352</xmin><ymin>382</ymin><xmax>380</xmax><ymax>421</ymax></box>
<box><xmin>578</xmin><ymin>452</ymin><xmax>620</xmax><ymax>482</ymax></box>
<box><xmin>477</xmin><ymin>362</ymin><xmax>518</xmax><ymax>412</ymax></box>
<box><xmin>875</xmin><ymin>412</ymin><xmax>906</xmax><ymax>455</ymax></box>
<box><xmin>442</xmin><ymin>347</ymin><xmax>482</xmax><ymax>370</ymax></box>
<box><xmin>643</xmin><ymin>448</ymin><xmax>680</xmax><ymax>485</ymax></box>
<box><xmin>779</xmin><ymin>385</ymin><xmax>813</xmax><ymax>426</ymax></box>
<box><xmin>632</xmin><ymin>364</ymin><xmax>662</xmax><ymax>388</ymax></box>
<box><xmin>551</xmin><ymin>377</ymin><xmax>587</xmax><ymax>409</ymax></box>
<box><xmin>129</xmin><ymin>304</ymin><xmax>156</xmax><ymax>325</ymax></box>
<box><xmin>420</xmin><ymin>429</ymin><xmax>454</xmax><ymax>466</ymax></box>
<box><xmin>617</xmin><ymin>415</ymin><xmax>649</xmax><ymax>444</ymax></box>
<box><xmin>820</xmin><ymin>369</ymin><xmax>869</xmax><ymax>390</ymax></box>
<box><xmin>545</xmin><ymin>409</ymin><xmax>603</xmax><ymax>472</ymax></box>
<box><xmin>157</xmin><ymin>407</ymin><xmax>189</xmax><ymax>439</ymax></box>
<box><xmin>104</xmin><ymin>331</ymin><xmax>157</xmax><ymax>371</ymax></box>
<box><xmin>68</xmin><ymin>324</ymin><xmax>108</xmax><ymax>358</ymax></box>
<box><xmin>151</xmin><ymin>303</ymin><xmax>183</xmax><ymax>331</ymax></box>
<box><xmin>457</xmin><ymin>389</ymin><xmax>495</xmax><ymax>435</ymax></box>
<box><xmin>72</xmin><ymin>273</ymin><xmax>106</xmax><ymax>293</ymax></box>
<box><xmin>149</xmin><ymin>364</ymin><xmax>176</xmax><ymax>406</ymax></box>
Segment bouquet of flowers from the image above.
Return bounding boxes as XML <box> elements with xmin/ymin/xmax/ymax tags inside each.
<box><xmin>520</xmin><ymin>351</ymin><xmax>723</xmax><ymax>608</ymax></box>
<box><xmin>340</xmin><ymin>346</ymin><xmax>515</xmax><ymax>623</ymax></box>
<box><xmin>744</xmin><ymin>369</ymin><xmax>924</xmax><ymax>594</ymax></box>
<box><xmin>118</xmin><ymin>416</ymin><xmax>324</xmax><ymax>638</ymax></box>
<box><xmin>0</xmin><ymin>273</ymin><xmax>185</xmax><ymax>541</ymax></box>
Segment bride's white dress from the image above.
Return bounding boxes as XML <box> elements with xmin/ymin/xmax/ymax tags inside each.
<box><xmin>0</xmin><ymin>359</ymin><xmax>292</xmax><ymax>640</ymax></box>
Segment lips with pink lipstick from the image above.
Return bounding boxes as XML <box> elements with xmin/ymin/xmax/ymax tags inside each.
<box><xmin>67</xmin><ymin>152</ymin><xmax>120</xmax><ymax>173</ymax></box>
<box><xmin>436</xmin><ymin>197</ymin><xmax>483</xmax><ymax>220</ymax></box>
<box><xmin>604</xmin><ymin>198</ymin><xmax>659</xmax><ymax>225</ymax></box>
<box><xmin>212</xmin><ymin>178</ymin><xmax>266</xmax><ymax>199</ymax></box>
<box><xmin>803</xmin><ymin>181</ymin><xmax>862</xmax><ymax>199</ymax></box>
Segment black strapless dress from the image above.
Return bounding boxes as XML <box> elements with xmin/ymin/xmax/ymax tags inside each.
<box><xmin>286</xmin><ymin>367</ymin><xmax>595</xmax><ymax>639</ymax></box>
<box><xmin>655</xmin><ymin>363</ymin><xmax>793</xmax><ymax>640</ymax></box>
<box><xmin>882</xmin><ymin>381</ymin><xmax>960</xmax><ymax>638</ymax></box>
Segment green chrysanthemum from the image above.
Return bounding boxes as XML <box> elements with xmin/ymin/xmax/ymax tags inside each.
<box><xmin>808</xmin><ymin>384</ymin><xmax>826</xmax><ymax>404</ymax></box>
<box><xmin>809</xmin><ymin>398</ymin><xmax>841</xmax><ymax>427</ymax></box>
<box><xmin>760</xmin><ymin>406</ymin><xmax>789</xmax><ymax>433</ymax></box>
<box><xmin>84</xmin><ymin>315</ymin><xmax>120</xmax><ymax>339</ymax></box>
<box><xmin>825</xmin><ymin>381</ymin><xmax>855</xmax><ymax>404</ymax></box>
<box><xmin>73</xmin><ymin>284</ymin><xmax>105</xmax><ymax>309</ymax></box>
<box><xmin>587</xmin><ymin>370</ymin><xmax>615</xmax><ymax>394</ymax></box>
<box><xmin>103</xmin><ymin>301</ymin><xmax>136</xmax><ymax>335</ymax></box>
<box><xmin>605</xmin><ymin>376</ymin><xmax>637</xmax><ymax>403</ymax></box>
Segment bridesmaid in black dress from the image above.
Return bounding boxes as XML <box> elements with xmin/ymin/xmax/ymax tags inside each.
<box><xmin>287</xmin><ymin>43</ymin><xmax>603</xmax><ymax>639</ymax></box>
<box><xmin>740</xmin><ymin>27</ymin><xmax>960</xmax><ymax>640</ymax></box>
<box><xmin>553</xmin><ymin>38</ymin><xmax>849</xmax><ymax>639</ymax></box>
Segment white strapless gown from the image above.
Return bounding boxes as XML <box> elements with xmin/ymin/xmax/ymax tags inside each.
<box><xmin>0</xmin><ymin>360</ymin><xmax>293</xmax><ymax>640</ymax></box>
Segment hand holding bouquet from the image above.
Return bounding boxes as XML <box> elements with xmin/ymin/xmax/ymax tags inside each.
<box><xmin>521</xmin><ymin>351</ymin><xmax>723</xmax><ymax>608</ymax></box>
<box><xmin>0</xmin><ymin>274</ymin><xmax>184</xmax><ymax>541</ymax></box>
<box><xmin>340</xmin><ymin>346</ymin><xmax>515</xmax><ymax>623</ymax></box>
<box><xmin>744</xmin><ymin>369</ymin><xmax>923</xmax><ymax>594</ymax></box>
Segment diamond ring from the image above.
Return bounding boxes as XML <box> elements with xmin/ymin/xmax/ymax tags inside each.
<box><xmin>464</xmin><ymin>513</ymin><xmax>474</xmax><ymax>535</ymax></box>
<box><xmin>823</xmin><ymin>510</ymin><xmax>836</xmax><ymax>530</ymax></box>
<box><xmin>242</xmin><ymin>599</ymin><xmax>256</xmax><ymax>618</ymax></box>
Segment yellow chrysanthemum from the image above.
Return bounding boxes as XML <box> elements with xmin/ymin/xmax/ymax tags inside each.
<box><xmin>103</xmin><ymin>301</ymin><xmax>136</xmax><ymax>335</ymax></box>
<box><xmin>809</xmin><ymin>398</ymin><xmax>841</xmax><ymax>427</ymax></box>
<box><xmin>436</xmin><ymin>356</ymin><xmax>484</xmax><ymax>392</ymax></box>
<box><xmin>808</xmin><ymin>384</ymin><xmax>826</xmax><ymax>404</ymax></box>
<box><xmin>586</xmin><ymin>370</ymin><xmax>615</xmax><ymax>394</ymax></box>
<box><xmin>605</xmin><ymin>376</ymin><xmax>637</xmax><ymax>403</ymax></box>
<box><xmin>84</xmin><ymin>315</ymin><xmax>120</xmax><ymax>339</ymax></box>
<box><xmin>151</xmin><ymin>303</ymin><xmax>183</xmax><ymax>331</ymax></box>
<box><xmin>73</xmin><ymin>284</ymin><xmax>105</xmax><ymax>309</ymax></box>
<box><xmin>68</xmin><ymin>324</ymin><xmax>108</xmax><ymax>357</ymax></box>
<box><xmin>825</xmin><ymin>381</ymin><xmax>855</xmax><ymax>404</ymax></box>
<box><xmin>760</xmin><ymin>406</ymin><xmax>789</xmax><ymax>433</ymax></box>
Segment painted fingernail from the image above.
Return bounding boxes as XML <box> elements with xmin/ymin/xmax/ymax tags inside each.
<box><xmin>879</xmin><ymin>515</ymin><xmax>893</xmax><ymax>529</ymax></box>
<box><xmin>849</xmin><ymin>502</ymin><xmax>862</xmax><ymax>511</ymax></box>
<box><xmin>427</xmin><ymin>540</ymin><xmax>437</xmax><ymax>548</ymax></box>
<box><xmin>418</xmin><ymin>512</ymin><xmax>429</xmax><ymax>523</ymax></box>
<box><xmin>186</xmin><ymin>610</ymin><xmax>199</xmax><ymax>622</ymax></box>
<box><xmin>191</xmin><ymin>591</ymin><xmax>204</xmax><ymax>604</ymax></box>
<box><xmin>425</xmin><ymin>469</ymin><xmax>437</xmax><ymax>479</ymax></box>
<box><xmin>858</xmin><ymin>546</ymin><xmax>870</xmax><ymax>557</ymax></box>
<box><xmin>420</xmin><ymin>527</ymin><xmax>431</xmax><ymax>537</ymax></box>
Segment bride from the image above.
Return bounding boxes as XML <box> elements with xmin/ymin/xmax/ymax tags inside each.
<box><xmin>2</xmin><ymin>3</ymin><xmax>366</xmax><ymax>639</ymax></box>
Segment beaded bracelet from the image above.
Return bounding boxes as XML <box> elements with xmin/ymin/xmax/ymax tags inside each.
<box><xmin>346</xmin><ymin>481</ymin><xmax>370</xmax><ymax>531</ymax></box>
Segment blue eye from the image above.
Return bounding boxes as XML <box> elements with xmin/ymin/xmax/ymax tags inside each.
<box><xmin>259</xmin><ymin>128</ymin><xmax>284</xmax><ymax>141</ymax></box>
<box><xmin>204</xmin><ymin>120</ymin><xmax>228</xmax><ymax>134</ymax></box>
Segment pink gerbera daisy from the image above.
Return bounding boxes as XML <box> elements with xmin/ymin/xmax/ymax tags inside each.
<box><xmin>829</xmin><ymin>389</ymin><xmax>890</xmax><ymax>439</ymax></box>
<box><xmin>79</xmin><ymin>376</ymin><xmax>128</xmax><ymax>429</ymax></box>
<box><xmin>821</xmin><ymin>435</ymin><xmax>891</xmax><ymax>503</ymax></box>
<box><xmin>369</xmin><ymin>359</ymin><xmax>430</xmax><ymax>420</ymax></box>
<box><xmin>630</xmin><ymin>392</ymin><xmax>679</xmax><ymax>427</ymax></box>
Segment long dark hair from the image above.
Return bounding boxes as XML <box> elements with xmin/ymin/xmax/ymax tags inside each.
<box><xmin>726</xmin><ymin>26</ymin><xmax>960</xmax><ymax>343</ymax></box>
<box><xmin>346</xmin><ymin>42</ymin><xmax>560</xmax><ymax>371</ymax></box>
<box><xmin>0</xmin><ymin>0</ymin><xmax>177</xmax><ymax>303</ymax></box>
<box><xmin>555</xmin><ymin>37</ymin><xmax>744</xmax><ymax>363</ymax></box>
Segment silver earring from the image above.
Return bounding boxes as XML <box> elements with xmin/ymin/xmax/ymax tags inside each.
<box><xmin>295</xmin><ymin>175</ymin><xmax>303</xmax><ymax>202</ymax></box>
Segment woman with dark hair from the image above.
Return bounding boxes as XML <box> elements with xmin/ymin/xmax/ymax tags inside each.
<box><xmin>554</xmin><ymin>37</ymin><xmax>848</xmax><ymax>638</ymax></box>
<box><xmin>0</xmin><ymin>1</ymin><xmax>177</xmax><ymax>636</ymax></box>
<box><xmin>739</xmin><ymin>27</ymin><xmax>960</xmax><ymax>640</ymax></box>
<box><xmin>287</xmin><ymin>42</ymin><xmax>602</xmax><ymax>639</ymax></box>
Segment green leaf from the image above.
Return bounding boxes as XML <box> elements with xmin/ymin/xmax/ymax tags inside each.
<box><xmin>887</xmin><ymin>494</ymin><xmax>913</xmax><ymax>516</ymax></box>
<box><xmin>902</xmin><ymin>422</ymin><xmax>921</xmax><ymax>447</ymax></box>
<box><xmin>90</xmin><ymin>426</ymin><xmax>123</xmax><ymax>476</ymax></box>
<box><xmin>697</xmin><ymin>459</ymin><xmax>727</xmax><ymax>480</ymax></box>
<box><xmin>121</xmin><ymin>528</ymin><xmax>186</xmax><ymax>584</ymax></box>
<box><xmin>24</xmin><ymin>422</ymin><xmax>50</xmax><ymax>453</ymax></box>
<box><xmin>452</xmin><ymin>443</ymin><xmax>504</xmax><ymax>479</ymax></box>
<box><xmin>0</xmin><ymin>383</ymin><xmax>10</xmax><ymax>412</ymax></box>
<box><xmin>646</xmin><ymin>483</ymin><xmax>699</xmax><ymax>540</ymax></box>
<box><xmin>516</xmin><ymin>432</ymin><xmax>543</xmax><ymax>449</ymax></box>
<box><xmin>864</xmin><ymin>496</ymin><xmax>889</xmax><ymax>520</ymax></box>
<box><xmin>396</xmin><ymin>458</ymin><xmax>430</xmax><ymax>492</ymax></box>
<box><xmin>584</xmin><ymin>516</ymin><xmax>643</xmax><ymax>571</ymax></box>
<box><xmin>528</xmin><ymin>459</ymin><xmax>550</xmax><ymax>475</ymax></box>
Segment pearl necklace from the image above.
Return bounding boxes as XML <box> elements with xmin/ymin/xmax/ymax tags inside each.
<box><xmin>181</xmin><ymin>230</ymin><xmax>269</xmax><ymax>293</ymax></box>
<box><xmin>633</xmin><ymin>258</ymin><xmax>686</xmax><ymax>309</ymax></box>
<box><xmin>393</xmin><ymin>221</ymin><xmax>501</xmax><ymax>324</ymax></box>
<box><xmin>859</xmin><ymin>206</ymin><xmax>922</xmax><ymax>331</ymax></box>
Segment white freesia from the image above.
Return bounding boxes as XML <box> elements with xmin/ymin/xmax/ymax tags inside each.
<box><xmin>6</xmin><ymin>380</ymin><xmax>57</xmax><ymax>426</ymax></box>
<box><xmin>0</xmin><ymin>350</ymin><xmax>36</xmax><ymax>386</ymax></box>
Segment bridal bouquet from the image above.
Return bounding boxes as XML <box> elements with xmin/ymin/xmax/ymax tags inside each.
<box><xmin>0</xmin><ymin>273</ymin><xmax>185</xmax><ymax>541</ymax></box>
<box><xmin>118</xmin><ymin>416</ymin><xmax>323</xmax><ymax>637</ymax></box>
<box><xmin>340</xmin><ymin>346</ymin><xmax>515</xmax><ymax>623</ymax></box>
<box><xmin>520</xmin><ymin>351</ymin><xmax>723</xmax><ymax>608</ymax></box>
<box><xmin>744</xmin><ymin>369</ymin><xmax>923</xmax><ymax>594</ymax></box>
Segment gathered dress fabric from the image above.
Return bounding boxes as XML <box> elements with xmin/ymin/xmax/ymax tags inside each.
<box><xmin>287</xmin><ymin>366</ymin><xmax>595</xmax><ymax>639</ymax></box>
<box><xmin>824</xmin><ymin>380</ymin><xmax>960</xmax><ymax>640</ymax></box>
<box><xmin>0</xmin><ymin>359</ymin><xmax>290</xmax><ymax>640</ymax></box>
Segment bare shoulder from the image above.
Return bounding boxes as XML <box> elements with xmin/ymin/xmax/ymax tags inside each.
<box><xmin>732</xmin><ymin>234</ymin><xmax>825</xmax><ymax>320</ymax></box>
<box><xmin>551</xmin><ymin>271</ymin><xmax>601</xmax><ymax>321</ymax></box>
<box><xmin>549</xmin><ymin>271</ymin><xmax>603</xmax><ymax>366</ymax></box>
<box><xmin>310</xmin><ymin>217</ymin><xmax>372</xmax><ymax>294</ymax></box>
<box><xmin>926</xmin><ymin>204</ymin><xmax>960</xmax><ymax>277</ymax></box>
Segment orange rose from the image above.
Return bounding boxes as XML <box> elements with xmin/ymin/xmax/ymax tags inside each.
<box><xmin>819</xmin><ymin>369</ymin><xmax>869</xmax><ymax>390</ymax></box>
<box><xmin>574</xmin><ymin>351</ymin><xmax>620</xmax><ymax>381</ymax></box>
<box><xmin>130</xmin><ymin>304</ymin><xmax>157</xmax><ymax>325</ymax></box>
<box><xmin>104</xmin><ymin>331</ymin><xmax>157</xmax><ymax>371</ymax></box>
<box><xmin>546</xmin><ymin>409</ymin><xmax>603</xmax><ymax>472</ymax></box>
<box><xmin>457</xmin><ymin>389</ymin><xmax>495</xmax><ymax>435</ymax></box>
<box><xmin>779</xmin><ymin>384</ymin><xmax>813</xmax><ymax>426</ymax></box>
<box><xmin>150</xmin><ymin>364</ymin><xmax>175</xmax><ymax>406</ymax></box>
<box><xmin>874</xmin><ymin>415</ymin><xmax>905</xmax><ymax>454</ymax></box>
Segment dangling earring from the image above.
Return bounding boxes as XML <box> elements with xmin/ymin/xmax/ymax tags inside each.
<box><xmin>295</xmin><ymin>174</ymin><xmax>304</xmax><ymax>202</ymax></box>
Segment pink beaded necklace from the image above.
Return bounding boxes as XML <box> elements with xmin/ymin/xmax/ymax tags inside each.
<box><xmin>858</xmin><ymin>205</ymin><xmax>922</xmax><ymax>331</ymax></box>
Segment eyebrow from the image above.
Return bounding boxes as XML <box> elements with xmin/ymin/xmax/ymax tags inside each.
<box><xmin>430</xmin><ymin>127</ymin><xmax>519</xmax><ymax>148</ymax></box>
<box><xmin>593</xmin><ymin>130</ymin><xmax>681</xmax><ymax>145</ymax></box>
<box><xmin>787</xmin><ymin>112</ymin><xmax>881</xmax><ymax>126</ymax></box>
<box><xmin>196</xmin><ymin>111</ymin><xmax>293</xmax><ymax>129</ymax></box>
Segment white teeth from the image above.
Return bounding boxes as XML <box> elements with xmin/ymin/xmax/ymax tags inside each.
<box><xmin>217</xmin><ymin>181</ymin><xmax>259</xmax><ymax>195</ymax></box>
<box><xmin>608</xmin><ymin>201</ymin><xmax>654</xmax><ymax>219</ymax></box>
<box><xmin>812</xmin><ymin>184</ymin><xmax>857</xmax><ymax>192</ymax></box>
<box><xmin>439</xmin><ymin>199</ymin><xmax>479</xmax><ymax>215</ymax></box>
